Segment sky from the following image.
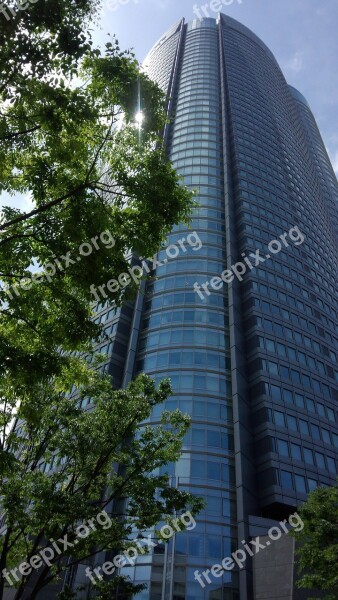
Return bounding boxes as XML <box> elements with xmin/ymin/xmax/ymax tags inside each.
<box><xmin>93</xmin><ymin>0</ymin><xmax>338</xmax><ymax>175</ymax></box>
<box><xmin>1</xmin><ymin>0</ymin><xmax>338</xmax><ymax>213</ymax></box>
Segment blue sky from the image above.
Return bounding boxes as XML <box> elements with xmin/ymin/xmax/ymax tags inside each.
<box><xmin>93</xmin><ymin>0</ymin><xmax>338</xmax><ymax>175</ymax></box>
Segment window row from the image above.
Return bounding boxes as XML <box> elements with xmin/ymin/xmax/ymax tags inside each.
<box><xmin>276</xmin><ymin>438</ymin><xmax>336</xmax><ymax>472</ymax></box>
<box><xmin>138</xmin><ymin>328</ymin><xmax>230</xmax><ymax>352</ymax></box>
<box><xmin>171</xmin><ymin>219</ymin><xmax>225</xmax><ymax>234</ymax></box>
<box><xmin>179</xmin><ymin>174</ymin><xmax>223</xmax><ymax>187</ymax></box>
<box><xmin>137</xmin><ymin>349</ymin><xmax>230</xmax><ymax>373</ymax></box>
<box><xmin>142</xmin><ymin>309</ymin><xmax>226</xmax><ymax>329</ymax></box>
<box><xmin>100</xmin><ymin>322</ymin><xmax>118</xmax><ymax>338</ymax></box>
<box><xmin>174</xmin><ymin>532</ymin><xmax>235</xmax><ymax>560</ymax></box>
<box><xmin>279</xmin><ymin>470</ymin><xmax>320</xmax><ymax>495</ymax></box>
<box><xmin>251</xmin><ymin>275</ymin><xmax>337</xmax><ymax>327</ymax></box>
<box><xmin>145</xmin><ymin>273</ymin><xmax>226</xmax><ymax>294</ymax></box>
<box><xmin>261</xmin><ymin>359</ymin><xmax>334</xmax><ymax>398</ymax></box>
<box><xmin>244</xmin><ymin>235</ymin><xmax>336</xmax><ymax>298</ymax></box>
<box><xmin>256</xmin><ymin>316</ymin><xmax>337</xmax><ymax>363</ymax></box>
<box><xmin>158</xmin><ymin>244</ymin><xmax>225</xmax><ymax>261</ymax></box>
<box><xmin>257</xmin><ymin>336</ymin><xmax>336</xmax><ymax>382</ymax></box>
<box><xmin>148</xmin><ymin>396</ymin><xmax>233</xmax><ymax>423</ymax></box>
<box><xmin>165</xmin><ymin>230</ymin><xmax>224</xmax><ymax>247</ymax></box>
<box><xmin>190</xmin><ymin>459</ymin><xmax>235</xmax><ymax>483</ymax></box>
<box><xmin>151</xmin><ymin>371</ymin><xmax>231</xmax><ymax>395</ymax></box>
<box><xmin>154</xmin><ymin>257</ymin><xmax>225</xmax><ymax>275</ymax></box>
<box><xmin>240</xmin><ymin>162</ymin><xmax>335</xmax><ymax>251</ymax></box>
<box><xmin>242</xmin><ymin>204</ymin><xmax>334</xmax><ymax>269</ymax></box>
<box><xmin>252</xmin><ymin>291</ymin><xmax>322</xmax><ymax>328</ymax></box>
<box><xmin>252</xmin><ymin>380</ymin><xmax>336</xmax><ymax>422</ymax></box>
<box><xmin>271</xmin><ymin>409</ymin><xmax>338</xmax><ymax>447</ymax></box>
<box><xmin>239</xmin><ymin>205</ymin><xmax>336</xmax><ymax>301</ymax></box>
<box><xmin>143</xmin><ymin>290</ymin><xmax>227</xmax><ymax>312</ymax></box>
<box><xmin>170</xmin><ymin>139</ymin><xmax>219</xmax><ymax>151</ymax></box>
<box><xmin>171</xmin><ymin>147</ymin><xmax>219</xmax><ymax>160</ymax></box>
<box><xmin>183</xmin><ymin>427</ymin><xmax>234</xmax><ymax>451</ymax></box>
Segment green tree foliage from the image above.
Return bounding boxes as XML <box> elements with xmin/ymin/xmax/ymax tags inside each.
<box><xmin>0</xmin><ymin>2</ymin><xmax>194</xmax><ymax>396</ymax></box>
<box><xmin>291</xmin><ymin>485</ymin><xmax>338</xmax><ymax>600</ymax></box>
<box><xmin>0</xmin><ymin>1</ymin><xmax>198</xmax><ymax>598</ymax></box>
<box><xmin>0</xmin><ymin>373</ymin><xmax>203</xmax><ymax>599</ymax></box>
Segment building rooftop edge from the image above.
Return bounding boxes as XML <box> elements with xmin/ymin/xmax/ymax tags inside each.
<box><xmin>288</xmin><ymin>84</ymin><xmax>311</xmax><ymax>108</ymax></box>
<box><xmin>143</xmin><ymin>14</ymin><xmax>280</xmax><ymax>68</ymax></box>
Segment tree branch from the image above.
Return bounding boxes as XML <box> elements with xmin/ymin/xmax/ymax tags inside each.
<box><xmin>1</xmin><ymin>125</ymin><xmax>41</xmax><ymax>141</ymax></box>
<box><xmin>0</xmin><ymin>183</ymin><xmax>89</xmax><ymax>232</ymax></box>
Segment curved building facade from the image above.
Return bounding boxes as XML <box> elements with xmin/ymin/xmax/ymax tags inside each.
<box><xmin>137</xmin><ymin>17</ymin><xmax>237</xmax><ymax>600</ymax></box>
<box><xmin>108</xmin><ymin>14</ymin><xmax>337</xmax><ymax>600</ymax></box>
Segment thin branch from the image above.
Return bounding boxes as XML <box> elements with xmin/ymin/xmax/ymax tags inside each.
<box><xmin>1</xmin><ymin>125</ymin><xmax>40</xmax><ymax>141</ymax></box>
<box><xmin>0</xmin><ymin>232</ymin><xmax>38</xmax><ymax>248</ymax></box>
<box><xmin>84</xmin><ymin>116</ymin><xmax>115</xmax><ymax>187</ymax></box>
<box><xmin>1</xmin><ymin>310</ymin><xmax>40</xmax><ymax>334</ymax></box>
<box><xmin>0</xmin><ymin>120</ymin><xmax>118</xmax><ymax>233</ymax></box>
<box><xmin>0</xmin><ymin>183</ymin><xmax>89</xmax><ymax>232</ymax></box>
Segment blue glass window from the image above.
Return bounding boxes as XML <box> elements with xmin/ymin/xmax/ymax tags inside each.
<box><xmin>315</xmin><ymin>452</ymin><xmax>325</xmax><ymax>469</ymax></box>
<box><xmin>291</xmin><ymin>370</ymin><xmax>301</xmax><ymax>385</ymax></box>
<box><xmin>274</xmin><ymin>411</ymin><xmax>285</xmax><ymax>427</ymax></box>
<box><xmin>295</xmin><ymin>393</ymin><xmax>305</xmax><ymax>408</ymax></box>
<box><xmin>290</xmin><ymin>444</ymin><xmax>301</xmax><ymax>461</ymax></box>
<box><xmin>192</xmin><ymin>430</ymin><xmax>205</xmax><ymax>445</ymax></box>
<box><xmin>306</xmin><ymin>398</ymin><xmax>315</xmax><ymax>413</ymax></box>
<box><xmin>280</xmin><ymin>366</ymin><xmax>290</xmax><ymax>379</ymax></box>
<box><xmin>287</xmin><ymin>415</ymin><xmax>297</xmax><ymax>431</ymax></box>
<box><xmin>327</xmin><ymin>457</ymin><xmax>336</xmax><ymax>473</ymax></box>
<box><xmin>299</xmin><ymin>419</ymin><xmax>309</xmax><ymax>435</ymax></box>
<box><xmin>295</xmin><ymin>475</ymin><xmax>306</xmax><ymax>494</ymax></box>
<box><xmin>308</xmin><ymin>478</ymin><xmax>317</xmax><ymax>491</ymax></box>
<box><xmin>207</xmin><ymin>462</ymin><xmax>221</xmax><ymax>480</ymax></box>
<box><xmin>207</xmin><ymin>431</ymin><xmax>220</xmax><ymax>447</ymax></box>
<box><xmin>281</xmin><ymin>471</ymin><xmax>293</xmax><ymax>489</ymax></box>
<box><xmin>277</xmin><ymin>439</ymin><xmax>289</xmax><ymax>457</ymax></box>
<box><xmin>303</xmin><ymin>448</ymin><xmax>314</xmax><ymax>465</ymax></box>
<box><xmin>310</xmin><ymin>424</ymin><xmax>321</xmax><ymax>440</ymax></box>
<box><xmin>271</xmin><ymin>385</ymin><xmax>282</xmax><ymax>401</ymax></box>
<box><xmin>284</xmin><ymin>389</ymin><xmax>293</xmax><ymax>404</ymax></box>
<box><xmin>188</xmin><ymin>535</ymin><xmax>203</xmax><ymax>557</ymax></box>
<box><xmin>191</xmin><ymin>460</ymin><xmax>204</xmax><ymax>478</ymax></box>
<box><xmin>206</xmin><ymin>536</ymin><xmax>222</xmax><ymax>558</ymax></box>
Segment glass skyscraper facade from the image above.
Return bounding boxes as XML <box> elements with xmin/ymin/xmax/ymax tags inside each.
<box><xmin>136</xmin><ymin>17</ymin><xmax>236</xmax><ymax>600</ymax></box>
<box><xmin>86</xmin><ymin>14</ymin><xmax>338</xmax><ymax>600</ymax></box>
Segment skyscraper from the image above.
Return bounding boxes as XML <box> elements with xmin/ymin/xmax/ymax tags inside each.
<box><xmin>94</xmin><ymin>13</ymin><xmax>338</xmax><ymax>600</ymax></box>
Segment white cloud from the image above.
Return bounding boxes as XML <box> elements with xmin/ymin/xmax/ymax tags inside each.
<box><xmin>285</xmin><ymin>51</ymin><xmax>304</xmax><ymax>73</ymax></box>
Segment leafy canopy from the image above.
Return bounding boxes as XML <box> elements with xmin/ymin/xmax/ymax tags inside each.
<box><xmin>0</xmin><ymin>0</ymin><xmax>194</xmax><ymax>407</ymax></box>
<box><xmin>0</xmin><ymin>0</ymin><xmax>198</xmax><ymax>598</ymax></box>
<box><xmin>0</xmin><ymin>372</ymin><xmax>203</xmax><ymax>599</ymax></box>
<box><xmin>291</xmin><ymin>485</ymin><xmax>338</xmax><ymax>600</ymax></box>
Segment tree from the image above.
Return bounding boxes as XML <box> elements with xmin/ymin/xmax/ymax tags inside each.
<box><xmin>0</xmin><ymin>1</ymin><xmax>199</xmax><ymax>598</ymax></box>
<box><xmin>291</xmin><ymin>485</ymin><xmax>338</xmax><ymax>600</ymax></box>
<box><xmin>0</xmin><ymin>371</ymin><xmax>203</xmax><ymax>600</ymax></box>
<box><xmin>0</xmin><ymin>0</ymin><xmax>194</xmax><ymax>396</ymax></box>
